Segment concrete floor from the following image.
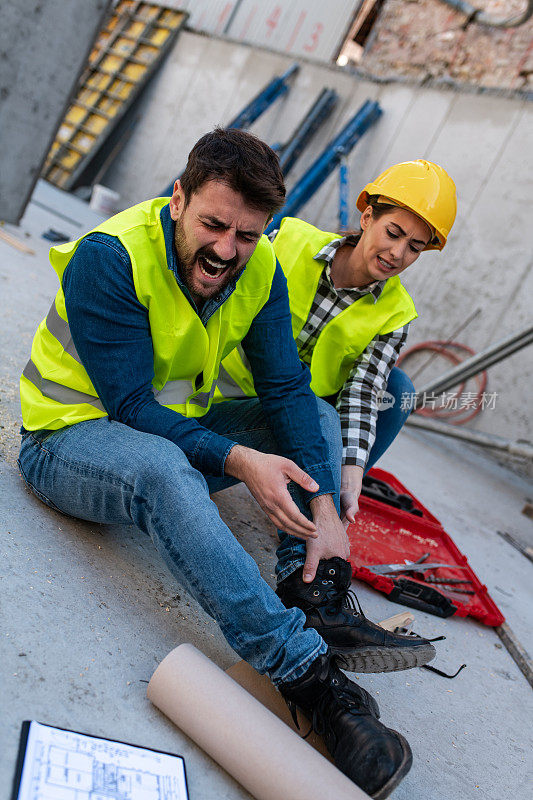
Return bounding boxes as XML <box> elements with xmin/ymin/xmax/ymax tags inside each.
<box><xmin>1</xmin><ymin>183</ymin><xmax>532</xmax><ymax>800</ymax></box>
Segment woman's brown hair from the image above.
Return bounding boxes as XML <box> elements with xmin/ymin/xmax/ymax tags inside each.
<box><xmin>338</xmin><ymin>195</ymin><xmax>396</xmax><ymax>237</ymax></box>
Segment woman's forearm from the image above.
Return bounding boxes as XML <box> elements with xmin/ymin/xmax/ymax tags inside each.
<box><xmin>341</xmin><ymin>463</ymin><xmax>364</xmax><ymax>489</ymax></box>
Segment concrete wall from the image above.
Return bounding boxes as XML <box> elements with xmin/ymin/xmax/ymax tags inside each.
<box><xmin>163</xmin><ymin>0</ymin><xmax>360</xmax><ymax>62</ymax></box>
<box><xmin>0</xmin><ymin>0</ymin><xmax>110</xmax><ymax>224</ymax></box>
<box><xmin>104</xmin><ymin>31</ymin><xmax>533</xmax><ymax>447</ymax></box>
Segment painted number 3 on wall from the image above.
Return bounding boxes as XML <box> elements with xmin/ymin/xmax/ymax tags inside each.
<box><xmin>303</xmin><ymin>22</ymin><xmax>324</xmax><ymax>52</ymax></box>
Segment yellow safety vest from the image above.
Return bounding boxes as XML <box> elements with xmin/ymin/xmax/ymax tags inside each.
<box><xmin>20</xmin><ymin>198</ymin><xmax>277</xmax><ymax>431</ymax></box>
<box><xmin>221</xmin><ymin>216</ymin><xmax>417</xmax><ymax>398</ymax></box>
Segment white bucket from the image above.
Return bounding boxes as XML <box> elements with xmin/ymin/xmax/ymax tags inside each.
<box><xmin>89</xmin><ymin>184</ymin><xmax>121</xmax><ymax>217</ymax></box>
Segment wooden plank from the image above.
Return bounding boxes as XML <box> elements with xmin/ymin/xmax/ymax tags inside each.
<box><xmin>496</xmin><ymin>529</ymin><xmax>533</xmax><ymax>564</ymax></box>
<box><xmin>495</xmin><ymin>622</ymin><xmax>533</xmax><ymax>688</ymax></box>
<box><xmin>0</xmin><ymin>228</ymin><xmax>35</xmax><ymax>255</ymax></box>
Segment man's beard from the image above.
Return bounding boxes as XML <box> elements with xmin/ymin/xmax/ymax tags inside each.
<box><xmin>174</xmin><ymin>217</ymin><xmax>241</xmax><ymax>304</ymax></box>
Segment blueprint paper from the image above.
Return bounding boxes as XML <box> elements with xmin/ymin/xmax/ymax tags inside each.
<box><xmin>15</xmin><ymin>721</ymin><xmax>188</xmax><ymax>800</ymax></box>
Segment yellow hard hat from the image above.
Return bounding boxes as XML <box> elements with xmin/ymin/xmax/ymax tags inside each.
<box><xmin>356</xmin><ymin>160</ymin><xmax>457</xmax><ymax>250</ymax></box>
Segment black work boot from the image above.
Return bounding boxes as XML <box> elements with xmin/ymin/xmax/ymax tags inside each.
<box><xmin>277</xmin><ymin>557</ymin><xmax>436</xmax><ymax>673</ymax></box>
<box><xmin>279</xmin><ymin>652</ymin><xmax>412</xmax><ymax>799</ymax></box>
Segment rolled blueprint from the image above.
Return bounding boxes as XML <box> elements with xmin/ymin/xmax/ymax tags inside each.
<box><xmin>147</xmin><ymin>643</ymin><xmax>370</xmax><ymax>800</ymax></box>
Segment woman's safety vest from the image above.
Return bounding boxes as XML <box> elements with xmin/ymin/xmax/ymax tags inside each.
<box><xmin>221</xmin><ymin>216</ymin><xmax>417</xmax><ymax>398</ymax></box>
<box><xmin>20</xmin><ymin>198</ymin><xmax>276</xmax><ymax>431</ymax></box>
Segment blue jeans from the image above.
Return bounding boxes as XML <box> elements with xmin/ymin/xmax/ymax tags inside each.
<box><xmin>17</xmin><ymin>370</ymin><xmax>411</xmax><ymax>683</ymax></box>
<box><xmin>365</xmin><ymin>367</ymin><xmax>414</xmax><ymax>473</ymax></box>
<box><xmin>18</xmin><ymin>397</ymin><xmax>342</xmax><ymax>685</ymax></box>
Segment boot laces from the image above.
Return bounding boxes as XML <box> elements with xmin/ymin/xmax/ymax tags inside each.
<box><xmin>287</xmin><ymin>671</ymin><xmax>366</xmax><ymax>740</ymax></box>
<box><xmin>321</xmin><ymin>578</ymin><xmax>366</xmax><ymax>618</ymax></box>
<box><xmin>313</xmin><ymin>674</ymin><xmax>367</xmax><ymax>738</ymax></box>
<box><xmin>286</xmin><ymin>677</ymin><xmax>330</xmax><ymax>739</ymax></box>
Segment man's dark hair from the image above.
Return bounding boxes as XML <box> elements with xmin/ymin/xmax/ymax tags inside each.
<box><xmin>180</xmin><ymin>128</ymin><xmax>286</xmax><ymax>217</ymax></box>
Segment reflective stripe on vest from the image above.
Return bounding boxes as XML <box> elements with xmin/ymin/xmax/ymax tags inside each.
<box><xmin>23</xmin><ymin>359</ymin><xmax>105</xmax><ymax>410</ymax></box>
<box><xmin>37</xmin><ymin>306</ymin><xmax>215</xmax><ymax>409</ymax></box>
<box><xmin>45</xmin><ymin>302</ymin><xmax>81</xmax><ymax>363</ymax></box>
<box><xmin>23</xmin><ymin>359</ymin><xmax>214</xmax><ymax>411</ymax></box>
<box><xmin>216</xmin><ymin>365</ymin><xmax>247</xmax><ymax>399</ymax></box>
<box><xmin>153</xmin><ymin>379</ymin><xmax>215</xmax><ymax>409</ymax></box>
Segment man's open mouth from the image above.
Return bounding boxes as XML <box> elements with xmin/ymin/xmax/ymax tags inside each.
<box><xmin>197</xmin><ymin>255</ymin><xmax>230</xmax><ymax>280</ymax></box>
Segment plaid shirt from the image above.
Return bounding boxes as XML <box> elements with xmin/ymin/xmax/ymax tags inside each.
<box><xmin>270</xmin><ymin>231</ymin><xmax>409</xmax><ymax>468</ymax></box>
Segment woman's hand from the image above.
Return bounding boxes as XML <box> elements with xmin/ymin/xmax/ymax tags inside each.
<box><xmin>340</xmin><ymin>464</ymin><xmax>364</xmax><ymax>524</ymax></box>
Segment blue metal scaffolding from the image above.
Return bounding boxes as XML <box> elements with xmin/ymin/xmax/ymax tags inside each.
<box><xmin>266</xmin><ymin>99</ymin><xmax>382</xmax><ymax>234</ymax></box>
<box><xmin>161</xmin><ymin>63</ymin><xmax>299</xmax><ymax>196</ymax></box>
<box><xmin>276</xmin><ymin>88</ymin><xmax>339</xmax><ymax>177</ymax></box>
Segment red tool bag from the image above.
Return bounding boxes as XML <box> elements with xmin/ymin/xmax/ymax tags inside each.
<box><xmin>347</xmin><ymin>468</ymin><xmax>505</xmax><ymax>626</ymax></box>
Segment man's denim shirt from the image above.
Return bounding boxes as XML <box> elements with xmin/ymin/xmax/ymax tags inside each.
<box><xmin>62</xmin><ymin>204</ymin><xmax>334</xmax><ymax>501</ymax></box>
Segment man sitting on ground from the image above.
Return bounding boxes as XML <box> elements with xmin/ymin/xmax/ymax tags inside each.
<box><xmin>19</xmin><ymin>128</ymin><xmax>433</xmax><ymax>798</ymax></box>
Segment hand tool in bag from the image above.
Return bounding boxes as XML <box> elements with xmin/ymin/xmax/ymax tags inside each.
<box><xmin>387</xmin><ymin>578</ymin><xmax>458</xmax><ymax>618</ymax></box>
<box><xmin>361</xmin><ymin>475</ymin><xmax>423</xmax><ymax>516</ymax></box>
<box><xmin>364</xmin><ymin>551</ymin><xmax>469</xmax><ymax>576</ymax></box>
